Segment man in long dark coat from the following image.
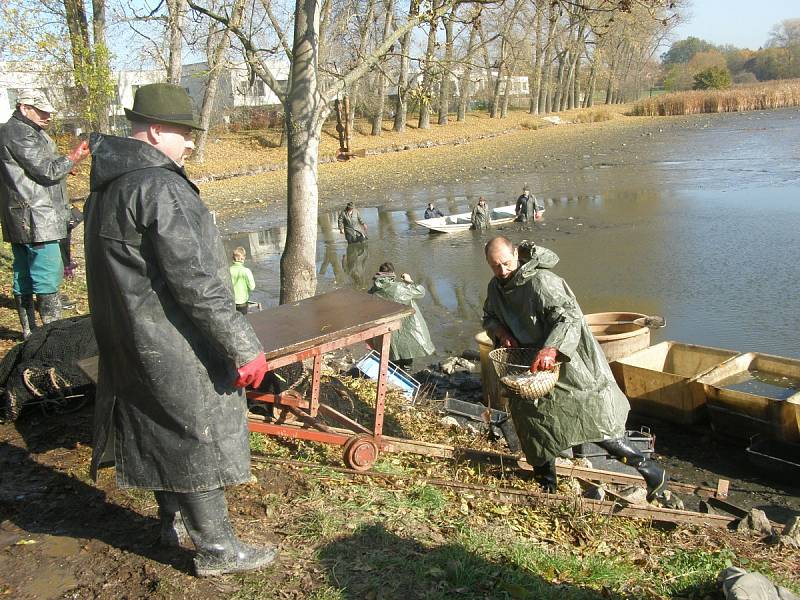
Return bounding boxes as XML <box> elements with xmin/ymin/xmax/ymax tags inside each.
<box><xmin>482</xmin><ymin>236</ymin><xmax>670</xmax><ymax>503</ymax></box>
<box><xmin>84</xmin><ymin>83</ymin><xmax>275</xmax><ymax>577</ymax></box>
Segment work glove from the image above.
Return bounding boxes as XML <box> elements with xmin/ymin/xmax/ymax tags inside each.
<box><xmin>493</xmin><ymin>325</ymin><xmax>518</xmax><ymax>348</ymax></box>
<box><xmin>234</xmin><ymin>352</ymin><xmax>269</xmax><ymax>389</ymax></box>
<box><xmin>530</xmin><ymin>346</ymin><xmax>557</xmax><ymax>373</ymax></box>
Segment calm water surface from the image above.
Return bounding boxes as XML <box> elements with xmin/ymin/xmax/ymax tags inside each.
<box><xmin>222</xmin><ymin>108</ymin><xmax>800</xmax><ymax>361</ymax></box>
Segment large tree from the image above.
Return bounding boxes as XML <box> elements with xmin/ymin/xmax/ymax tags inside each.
<box><xmin>187</xmin><ymin>0</ymin><xmax>480</xmax><ymax>302</ymax></box>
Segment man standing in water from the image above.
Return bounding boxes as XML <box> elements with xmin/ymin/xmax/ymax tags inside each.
<box><xmin>482</xmin><ymin>236</ymin><xmax>672</xmax><ymax>504</ymax></box>
<box><xmin>338</xmin><ymin>201</ymin><xmax>368</xmax><ymax>243</ymax></box>
<box><xmin>470</xmin><ymin>197</ymin><xmax>489</xmax><ymax>230</ymax></box>
<box><xmin>84</xmin><ymin>83</ymin><xmax>276</xmax><ymax>576</ymax></box>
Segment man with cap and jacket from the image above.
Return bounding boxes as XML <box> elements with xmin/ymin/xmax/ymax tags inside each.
<box><xmin>83</xmin><ymin>83</ymin><xmax>276</xmax><ymax>577</ymax></box>
<box><xmin>482</xmin><ymin>236</ymin><xmax>673</xmax><ymax>505</ymax></box>
<box><xmin>0</xmin><ymin>89</ymin><xmax>90</xmax><ymax>337</ymax></box>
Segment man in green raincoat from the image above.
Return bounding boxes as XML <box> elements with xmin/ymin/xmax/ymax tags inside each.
<box><xmin>482</xmin><ymin>236</ymin><xmax>670</xmax><ymax>502</ymax></box>
<box><xmin>368</xmin><ymin>262</ymin><xmax>435</xmax><ymax>371</ymax></box>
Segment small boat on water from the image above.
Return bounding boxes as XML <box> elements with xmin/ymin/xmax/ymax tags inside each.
<box><xmin>415</xmin><ymin>204</ymin><xmax>544</xmax><ymax>233</ymax></box>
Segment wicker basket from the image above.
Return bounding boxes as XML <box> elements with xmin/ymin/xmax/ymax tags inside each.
<box><xmin>489</xmin><ymin>347</ymin><xmax>560</xmax><ymax>401</ymax></box>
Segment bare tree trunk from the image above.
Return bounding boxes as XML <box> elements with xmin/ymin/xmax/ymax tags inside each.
<box><xmin>437</xmin><ymin>7</ymin><xmax>454</xmax><ymax>125</ymax></box>
<box><xmin>193</xmin><ymin>0</ymin><xmax>244</xmax><ymax>163</ymax></box>
<box><xmin>417</xmin><ymin>0</ymin><xmax>439</xmax><ymax>130</ymax></box>
<box><xmin>538</xmin><ymin>3</ymin><xmax>558</xmax><ymax>114</ymax></box>
<box><xmin>529</xmin><ymin>6</ymin><xmax>543</xmax><ymax>114</ymax></box>
<box><xmin>500</xmin><ymin>73</ymin><xmax>511</xmax><ymax>117</ymax></box>
<box><xmin>370</xmin><ymin>0</ymin><xmax>395</xmax><ymax>135</ymax></box>
<box><xmin>280</xmin><ymin>0</ymin><xmax>325</xmax><ymax>303</ymax></box>
<box><xmin>584</xmin><ymin>58</ymin><xmax>597</xmax><ymax>107</ymax></box>
<box><xmin>605</xmin><ymin>39</ymin><xmax>623</xmax><ymax>104</ymax></box>
<box><xmin>393</xmin><ymin>0</ymin><xmax>419</xmax><ymax>132</ymax></box>
<box><xmin>348</xmin><ymin>0</ymin><xmax>377</xmax><ymax>137</ymax></box>
<box><xmin>553</xmin><ymin>51</ymin><xmax>566</xmax><ymax>111</ymax></box>
<box><xmin>457</xmin><ymin>15</ymin><xmax>479</xmax><ymax>122</ymax></box>
<box><xmin>166</xmin><ymin>0</ymin><xmax>186</xmax><ymax>84</ymax></box>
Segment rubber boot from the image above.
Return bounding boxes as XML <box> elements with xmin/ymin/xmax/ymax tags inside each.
<box><xmin>154</xmin><ymin>491</ymin><xmax>190</xmax><ymax>548</ymax></box>
<box><xmin>176</xmin><ymin>488</ymin><xmax>278</xmax><ymax>577</ymax></box>
<box><xmin>14</xmin><ymin>294</ymin><xmax>37</xmax><ymax>339</ymax></box>
<box><xmin>533</xmin><ymin>458</ymin><xmax>558</xmax><ymax>494</ymax></box>
<box><xmin>598</xmin><ymin>438</ymin><xmax>668</xmax><ymax>503</ymax></box>
<box><xmin>36</xmin><ymin>293</ymin><xmax>61</xmax><ymax>324</ymax></box>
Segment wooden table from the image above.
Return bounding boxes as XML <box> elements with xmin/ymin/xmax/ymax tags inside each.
<box><xmin>245</xmin><ymin>288</ymin><xmax>412</xmax><ymax>470</ymax></box>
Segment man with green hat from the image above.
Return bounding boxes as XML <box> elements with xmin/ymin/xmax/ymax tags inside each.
<box><xmin>83</xmin><ymin>83</ymin><xmax>276</xmax><ymax>576</ymax></box>
<box><xmin>0</xmin><ymin>89</ymin><xmax>90</xmax><ymax>337</ymax></box>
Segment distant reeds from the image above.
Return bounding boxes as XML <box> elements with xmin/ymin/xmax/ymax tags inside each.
<box><xmin>632</xmin><ymin>79</ymin><xmax>800</xmax><ymax>116</ymax></box>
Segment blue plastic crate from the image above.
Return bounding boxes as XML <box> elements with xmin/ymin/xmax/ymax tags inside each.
<box><xmin>354</xmin><ymin>350</ymin><xmax>421</xmax><ymax>402</ymax></box>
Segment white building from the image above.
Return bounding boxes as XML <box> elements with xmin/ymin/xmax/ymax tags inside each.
<box><xmin>181</xmin><ymin>59</ymin><xmax>290</xmax><ymax>120</ymax></box>
<box><xmin>0</xmin><ymin>61</ymin><xmax>165</xmax><ymax>130</ymax></box>
<box><xmin>0</xmin><ymin>62</ymin><xmax>67</xmax><ymax>123</ymax></box>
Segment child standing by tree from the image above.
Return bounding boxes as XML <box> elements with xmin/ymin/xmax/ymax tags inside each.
<box><xmin>230</xmin><ymin>247</ymin><xmax>256</xmax><ymax>315</ymax></box>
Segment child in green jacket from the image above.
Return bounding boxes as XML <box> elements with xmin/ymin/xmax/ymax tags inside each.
<box><xmin>230</xmin><ymin>247</ymin><xmax>256</xmax><ymax>314</ymax></box>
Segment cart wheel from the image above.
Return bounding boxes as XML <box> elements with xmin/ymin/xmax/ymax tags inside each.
<box><xmin>342</xmin><ymin>434</ymin><xmax>378</xmax><ymax>471</ymax></box>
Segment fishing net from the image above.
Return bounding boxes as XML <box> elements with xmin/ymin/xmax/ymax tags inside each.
<box><xmin>1</xmin><ymin>316</ymin><xmax>98</xmax><ymax>422</ymax></box>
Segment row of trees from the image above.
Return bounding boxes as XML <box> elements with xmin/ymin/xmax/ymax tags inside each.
<box><xmin>661</xmin><ymin>18</ymin><xmax>800</xmax><ymax>91</ymax></box>
<box><xmin>0</xmin><ymin>0</ymin><xmax>681</xmax><ymax>301</ymax></box>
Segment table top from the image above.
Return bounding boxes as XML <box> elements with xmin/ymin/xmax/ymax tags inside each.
<box><xmin>78</xmin><ymin>288</ymin><xmax>413</xmax><ymax>381</ymax></box>
<box><xmin>249</xmin><ymin>288</ymin><xmax>413</xmax><ymax>360</ymax></box>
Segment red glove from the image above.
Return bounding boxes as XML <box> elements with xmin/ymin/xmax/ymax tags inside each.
<box><xmin>530</xmin><ymin>346</ymin><xmax>557</xmax><ymax>373</ymax></box>
<box><xmin>234</xmin><ymin>352</ymin><xmax>269</xmax><ymax>389</ymax></box>
<box><xmin>493</xmin><ymin>325</ymin><xmax>518</xmax><ymax>348</ymax></box>
<box><xmin>68</xmin><ymin>139</ymin><xmax>90</xmax><ymax>164</ymax></box>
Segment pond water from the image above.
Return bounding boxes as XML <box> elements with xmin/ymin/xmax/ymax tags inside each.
<box><xmin>222</xmin><ymin>108</ymin><xmax>800</xmax><ymax>363</ymax></box>
<box><xmin>717</xmin><ymin>370</ymin><xmax>800</xmax><ymax>401</ymax></box>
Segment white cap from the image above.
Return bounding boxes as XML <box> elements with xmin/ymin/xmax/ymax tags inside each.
<box><xmin>16</xmin><ymin>89</ymin><xmax>55</xmax><ymax>113</ymax></box>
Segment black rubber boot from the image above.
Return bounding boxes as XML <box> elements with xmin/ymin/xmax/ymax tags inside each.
<box><xmin>35</xmin><ymin>293</ymin><xmax>61</xmax><ymax>324</ymax></box>
<box><xmin>533</xmin><ymin>459</ymin><xmax>558</xmax><ymax>494</ymax></box>
<box><xmin>14</xmin><ymin>294</ymin><xmax>37</xmax><ymax>338</ymax></box>
<box><xmin>154</xmin><ymin>491</ymin><xmax>190</xmax><ymax>548</ymax></box>
<box><xmin>598</xmin><ymin>438</ymin><xmax>668</xmax><ymax>503</ymax></box>
<box><xmin>176</xmin><ymin>488</ymin><xmax>278</xmax><ymax>577</ymax></box>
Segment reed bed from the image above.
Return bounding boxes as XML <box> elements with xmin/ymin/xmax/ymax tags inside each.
<box><xmin>632</xmin><ymin>79</ymin><xmax>800</xmax><ymax>116</ymax></box>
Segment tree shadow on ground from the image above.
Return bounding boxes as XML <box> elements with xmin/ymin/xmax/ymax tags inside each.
<box><xmin>317</xmin><ymin>522</ymin><xmax>631</xmax><ymax>600</ymax></box>
<box><xmin>0</xmin><ymin>439</ymin><xmax>194</xmax><ymax>572</ymax></box>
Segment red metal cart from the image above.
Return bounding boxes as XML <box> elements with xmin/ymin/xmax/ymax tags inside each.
<box><xmin>244</xmin><ymin>288</ymin><xmax>413</xmax><ymax>471</ymax></box>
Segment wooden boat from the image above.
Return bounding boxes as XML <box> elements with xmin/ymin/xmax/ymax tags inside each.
<box><xmin>416</xmin><ymin>204</ymin><xmax>542</xmax><ymax>233</ymax></box>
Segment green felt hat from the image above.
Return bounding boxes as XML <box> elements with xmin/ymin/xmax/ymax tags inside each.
<box><xmin>124</xmin><ymin>83</ymin><xmax>203</xmax><ymax>131</ymax></box>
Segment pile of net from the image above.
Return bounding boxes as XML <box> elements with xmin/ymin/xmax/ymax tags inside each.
<box><xmin>0</xmin><ymin>316</ymin><xmax>98</xmax><ymax>422</ymax></box>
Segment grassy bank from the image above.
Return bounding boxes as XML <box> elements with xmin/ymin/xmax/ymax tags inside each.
<box><xmin>632</xmin><ymin>79</ymin><xmax>800</xmax><ymax>116</ymax></box>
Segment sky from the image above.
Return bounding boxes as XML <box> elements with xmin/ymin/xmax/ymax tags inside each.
<box><xmin>672</xmin><ymin>0</ymin><xmax>798</xmax><ymax>50</ymax></box>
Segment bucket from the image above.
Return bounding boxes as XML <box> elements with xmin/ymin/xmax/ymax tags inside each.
<box><xmin>585</xmin><ymin>312</ymin><xmax>651</xmax><ymax>363</ymax></box>
<box><xmin>474</xmin><ymin>331</ymin><xmax>505</xmax><ymax>410</ymax></box>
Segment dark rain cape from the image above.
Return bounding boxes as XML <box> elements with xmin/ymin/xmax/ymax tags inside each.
<box><xmin>84</xmin><ymin>133</ymin><xmax>263</xmax><ymax>492</ymax></box>
<box><xmin>482</xmin><ymin>246</ymin><xmax>628</xmax><ymax>464</ymax></box>
<box><xmin>368</xmin><ymin>275</ymin><xmax>435</xmax><ymax>361</ymax></box>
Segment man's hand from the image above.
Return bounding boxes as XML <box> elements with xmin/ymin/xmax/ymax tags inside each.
<box><xmin>530</xmin><ymin>346</ymin><xmax>557</xmax><ymax>373</ymax></box>
<box><xmin>494</xmin><ymin>325</ymin><xmax>518</xmax><ymax>348</ymax></box>
<box><xmin>68</xmin><ymin>139</ymin><xmax>90</xmax><ymax>164</ymax></box>
<box><xmin>401</xmin><ymin>273</ymin><xmax>413</xmax><ymax>284</ymax></box>
<box><xmin>234</xmin><ymin>352</ymin><xmax>269</xmax><ymax>389</ymax></box>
